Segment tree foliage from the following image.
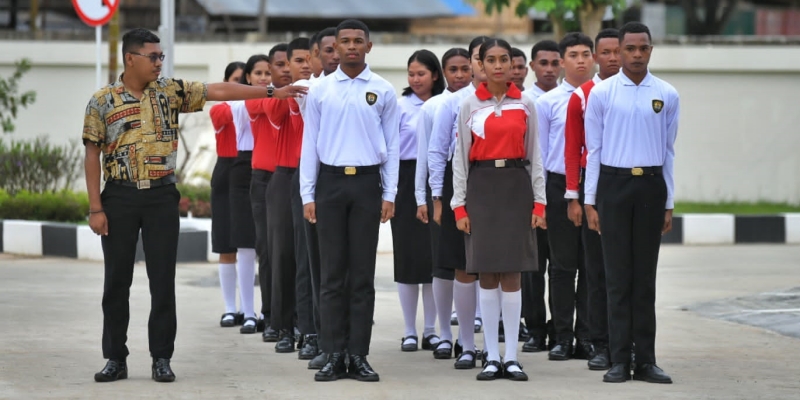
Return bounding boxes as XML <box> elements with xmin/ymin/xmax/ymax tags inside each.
<box><xmin>477</xmin><ymin>0</ymin><xmax>624</xmax><ymax>40</ymax></box>
<box><xmin>0</xmin><ymin>58</ymin><xmax>37</xmax><ymax>134</ymax></box>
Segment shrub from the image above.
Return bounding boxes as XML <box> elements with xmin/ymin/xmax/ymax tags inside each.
<box><xmin>177</xmin><ymin>183</ymin><xmax>212</xmax><ymax>218</ymax></box>
<box><xmin>0</xmin><ymin>189</ymin><xmax>89</xmax><ymax>223</ymax></box>
<box><xmin>0</xmin><ymin>136</ymin><xmax>82</xmax><ymax>195</ymax></box>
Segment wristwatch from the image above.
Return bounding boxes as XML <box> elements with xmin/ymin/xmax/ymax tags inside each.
<box><xmin>432</xmin><ymin>196</ymin><xmax>442</xmax><ymax>201</ymax></box>
<box><xmin>266</xmin><ymin>85</ymin><xmax>275</xmax><ymax>98</ymax></box>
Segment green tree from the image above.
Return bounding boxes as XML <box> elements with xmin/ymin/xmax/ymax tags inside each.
<box><xmin>0</xmin><ymin>58</ymin><xmax>37</xmax><ymax>134</ymax></box>
<box><xmin>478</xmin><ymin>0</ymin><xmax>623</xmax><ymax>40</ymax></box>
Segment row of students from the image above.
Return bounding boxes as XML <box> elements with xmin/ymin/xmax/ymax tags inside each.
<box><xmin>206</xmin><ymin>20</ymin><xmax>677</xmax><ymax>385</ymax></box>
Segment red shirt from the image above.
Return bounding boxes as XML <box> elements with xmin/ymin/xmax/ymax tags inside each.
<box><xmin>564</xmin><ymin>79</ymin><xmax>597</xmax><ymax>195</ymax></box>
<box><xmin>246</xmin><ymin>98</ymin><xmax>303</xmax><ymax>169</ymax></box>
<box><xmin>453</xmin><ymin>82</ymin><xmax>545</xmax><ymax>220</ymax></box>
<box><xmin>245</xmin><ymin>99</ymin><xmax>277</xmax><ymax>172</ymax></box>
<box><xmin>209</xmin><ymin>103</ymin><xmax>238</xmax><ymax>158</ymax></box>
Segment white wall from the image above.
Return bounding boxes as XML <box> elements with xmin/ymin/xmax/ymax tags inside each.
<box><xmin>2</xmin><ymin>41</ymin><xmax>799</xmax><ymax>204</ymax></box>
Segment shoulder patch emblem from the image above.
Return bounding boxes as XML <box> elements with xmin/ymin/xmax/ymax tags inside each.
<box><xmin>652</xmin><ymin>99</ymin><xmax>664</xmax><ymax>114</ymax></box>
<box><xmin>366</xmin><ymin>92</ymin><xmax>378</xmax><ymax>106</ymax></box>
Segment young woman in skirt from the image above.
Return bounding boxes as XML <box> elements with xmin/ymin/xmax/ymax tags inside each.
<box><xmin>229</xmin><ymin>54</ymin><xmax>271</xmax><ymax>334</ymax></box>
<box><xmin>414</xmin><ymin>47</ymin><xmax>472</xmax><ymax>356</ymax></box>
<box><xmin>209</xmin><ymin>61</ymin><xmax>246</xmax><ymax>327</ymax></box>
<box><xmin>451</xmin><ymin>39</ymin><xmax>547</xmax><ymax>382</ymax></box>
<box><xmin>394</xmin><ymin>49</ymin><xmax>446</xmax><ymax>352</ymax></box>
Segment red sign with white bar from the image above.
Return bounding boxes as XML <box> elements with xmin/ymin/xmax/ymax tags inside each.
<box><xmin>72</xmin><ymin>0</ymin><xmax>119</xmax><ymax>27</ymax></box>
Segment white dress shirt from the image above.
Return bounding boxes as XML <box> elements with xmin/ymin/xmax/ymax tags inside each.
<box><xmin>299</xmin><ymin>65</ymin><xmax>400</xmax><ymax>204</ymax></box>
<box><xmin>522</xmin><ymin>84</ymin><xmax>546</xmax><ymax>102</ymax></box>
<box><xmin>535</xmin><ymin>80</ymin><xmax>577</xmax><ymax>175</ymax></box>
<box><xmin>230</xmin><ymin>100</ymin><xmax>254</xmax><ymax>151</ymax></box>
<box><xmin>414</xmin><ymin>91</ymin><xmax>451</xmax><ymax>206</ymax></box>
<box><xmin>427</xmin><ymin>83</ymin><xmax>476</xmax><ymax>197</ymax></box>
<box><xmin>584</xmin><ymin>71</ymin><xmax>680</xmax><ymax>209</ymax></box>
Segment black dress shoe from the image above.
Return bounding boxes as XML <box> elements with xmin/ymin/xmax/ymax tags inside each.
<box><xmin>421</xmin><ymin>334</ymin><xmax>440</xmax><ymax>350</ymax></box>
<box><xmin>454</xmin><ymin>351</ymin><xmax>477</xmax><ymax>370</ymax></box>
<box><xmin>298</xmin><ymin>335</ymin><xmax>318</xmax><ymax>360</ymax></box>
<box><xmin>315</xmin><ymin>353</ymin><xmax>348</xmax><ymax>382</ymax></box>
<box><xmin>152</xmin><ymin>358</ymin><xmax>176</xmax><ymax>383</ymax></box>
<box><xmin>633</xmin><ymin>364</ymin><xmax>673</xmax><ymax>384</ymax></box>
<box><xmin>548</xmin><ymin>341</ymin><xmax>573</xmax><ymax>361</ymax></box>
<box><xmin>498</xmin><ymin>321</ymin><xmax>505</xmax><ymax>343</ymax></box>
<box><xmin>603</xmin><ymin>363</ymin><xmax>631</xmax><ymax>383</ymax></box>
<box><xmin>256</xmin><ymin>317</ymin><xmax>266</xmax><ymax>332</ymax></box>
<box><xmin>94</xmin><ymin>359</ymin><xmax>127</xmax><ymax>382</ymax></box>
<box><xmin>473</xmin><ymin>317</ymin><xmax>482</xmax><ymax>333</ymax></box>
<box><xmin>235</xmin><ymin>312</ymin><xmax>245</xmax><ymax>325</ymax></box>
<box><xmin>454</xmin><ymin>340</ymin><xmax>463</xmax><ymax>358</ymax></box>
<box><xmin>450</xmin><ymin>311</ymin><xmax>458</xmax><ymax>326</ymax></box>
<box><xmin>573</xmin><ymin>338</ymin><xmax>594</xmax><ymax>360</ymax></box>
<box><xmin>518</xmin><ymin>323</ymin><xmax>530</xmax><ymax>342</ymax></box>
<box><xmin>308</xmin><ymin>352</ymin><xmax>327</xmax><ymax>370</ymax></box>
<box><xmin>503</xmin><ymin>361</ymin><xmax>528</xmax><ymax>381</ymax></box>
<box><xmin>262</xmin><ymin>326</ymin><xmax>279</xmax><ymax>342</ymax></box>
<box><xmin>433</xmin><ymin>340</ymin><xmax>452</xmax><ymax>359</ymax></box>
<box><xmin>588</xmin><ymin>346</ymin><xmax>611</xmax><ymax>370</ymax></box>
<box><xmin>240</xmin><ymin>317</ymin><xmax>258</xmax><ymax>334</ymax></box>
<box><xmin>275</xmin><ymin>330</ymin><xmax>295</xmax><ymax>353</ymax></box>
<box><xmin>476</xmin><ymin>360</ymin><xmax>503</xmax><ymax>381</ymax></box>
<box><xmin>348</xmin><ymin>355</ymin><xmax>380</xmax><ymax>382</ymax></box>
<box><xmin>522</xmin><ymin>335</ymin><xmax>547</xmax><ymax>353</ymax></box>
<box><xmin>401</xmin><ymin>335</ymin><xmax>418</xmax><ymax>352</ymax></box>
<box><xmin>220</xmin><ymin>313</ymin><xmax>236</xmax><ymax>327</ymax></box>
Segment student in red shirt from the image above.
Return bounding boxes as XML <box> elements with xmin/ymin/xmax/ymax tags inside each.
<box><xmin>451</xmin><ymin>38</ymin><xmax>547</xmax><ymax>382</ymax></box>
<box><xmin>209</xmin><ymin>61</ymin><xmax>245</xmax><ymax>328</ymax></box>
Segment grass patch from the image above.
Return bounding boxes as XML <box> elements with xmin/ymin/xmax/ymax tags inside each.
<box><xmin>674</xmin><ymin>202</ymin><xmax>800</xmax><ymax>215</ymax></box>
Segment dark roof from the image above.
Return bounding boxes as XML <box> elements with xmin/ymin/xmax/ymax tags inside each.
<box><xmin>194</xmin><ymin>0</ymin><xmax>474</xmax><ymax>19</ymax></box>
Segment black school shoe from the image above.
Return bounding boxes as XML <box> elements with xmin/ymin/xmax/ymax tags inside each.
<box><xmin>152</xmin><ymin>358</ymin><xmax>176</xmax><ymax>383</ymax></box>
<box><xmin>94</xmin><ymin>359</ymin><xmax>127</xmax><ymax>382</ymax></box>
<box><xmin>503</xmin><ymin>361</ymin><xmax>528</xmax><ymax>381</ymax></box>
<box><xmin>476</xmin><ymin>360</ymin><xmax>504</xmax><ymax>381</ymax></box>
<box><xmin>220</xmin><ymin>313</ymin><xmax>236</xmax><ymax>327</ymax></box>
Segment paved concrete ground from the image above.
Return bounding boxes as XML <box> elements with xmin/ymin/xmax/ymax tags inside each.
<box><xmin>1</xmin><ymin>245</ymin><xmax>800</xmax><ymax>400</ymax></box>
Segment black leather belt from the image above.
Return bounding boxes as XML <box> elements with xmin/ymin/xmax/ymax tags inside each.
<box><xmin>601</xmin><ymin>165</ymin><xmax>662</xmax><ymax>176</ymax></box>
<box><xmin>276</xmin><ymin>166</ymin><xmax>297</xmax><ymax>174</ymax></box>
<box><xmin>471</xmin><ymin>159</ymin><xmax>529</xmax><ymax>168</ymax></box>
<box><xmin>106</xmin><ymin>174</ymin><xmax>177</xmax><ymax>190</ymax></box>
<box><xmin>320</xmin><ymin>163</ymin><xmax>380</xmax><ymax>175</ymax></box>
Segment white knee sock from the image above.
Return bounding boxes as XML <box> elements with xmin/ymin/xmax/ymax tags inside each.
<box><xmin>433</xmin><ymin>277</ymin><xmax>453</xmax><ymax>344</ymax></box>
<box><xmin>480</xmin><ymin>287</ymin><xmax>502</xmax><ymax>370</ymax></box>
<box><xmin>454</xmin><ymin>280</ymin><xmax>477</xmax><ymax>358</ymax></box>
<box><xmin>219</xmin><ymin>263</ymin><xmax>237</xmax><ymax>313</ymax></box>
<box><xmin>421</xmin><ymin>283</ymin><xmax>437</xmax><ymax>338</ymax></box>
<box><xmin>475</xmin><ymin>283</ymin><xmax>482</xmax><ymax>319</ymax></box>
<box><xmin>397</xmin><ymin>283</ymin><xmax>419</xmax><ymax>338</ymax></box>
<box><xmin>502</xmin><ymin>289</ymin><xmax>523</xmax><ymax>369</ymax></box>
<box><xmin>236</xmin><ymin>248</ymin><xmax>257</xmax><ymax>319</ymax></box>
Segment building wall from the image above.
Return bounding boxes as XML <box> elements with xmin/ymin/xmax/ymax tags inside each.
<box><xmin>2</xmin><ymin>40</ymin><xmax>799</xmax><ymax>204</ymax></box>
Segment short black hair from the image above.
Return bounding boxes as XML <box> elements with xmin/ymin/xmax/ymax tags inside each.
<box><xmin>511</xmin><ymin>47</ymin><xmax>527</xmax><ymax>62</ymax></box>
<box><xmin>530</xmin><ymin>40</ymin><xmax>559</xmax><ymax>61</ymax></box>
<box><xmin>336</xmin><ymin>19</ymin><xmax>370</xmax><ymax>39</ymax></box>
<box><xmin>479</xmin><ymin>38</ymin><xmax>513</xmax><ymax>62</ymax></box>
<box><xmin>441</xmin><ymin>47</ymin><xmax>470</xmax><ymax>68</ymax></box>
<box><xmin>239</xmin><ymin>54</ymin><xmax>269</xmax><ymax>85</ymax></box>
<box><xmin>619</xmin><ymin>22</ymin><xmax>652</xmax><ymax>42</ymax></box>
<box><xmin>223</xmin><ymin>61</ymin><xmax>246</xmax><ymax>81</ymax></box>
<box><xmin>269</xmin><ymin>43</ymin><xmax>289</xmax><ymax>61</ymax></box>
<box><xmin>315</xmin><ymin>27</ymin><xmax>337</xmax><ymax>47</ymax></box>
<box><xmin>287</xmin><ymin>38</ymin><xmax>310</xmax><ymax>59</ymax></box>
<box><xmin>309</xmin><ymin>32</ymin><xmax>319</xmax><ymax>48</ymax></box>
<box><xmin>468</xmin><ymin>36</ymin><xmax>491</xmax><ymax>58</ymax></box>
<box><xmin>558</xmin><ymin>32</ymin><xmax>594</xmax><ymax>57</ymax></box>
<box><xmin>122</xmin><ymin>28</ymin><xmax>160</xmax><ymax>55</ymax></box>
<box><xmin>595</xmin><ymin>28</ymin><xmax>620</xmax><ymax>50</ymax></box>
<box><xmin>402</xmin><ymin>49</ymin><xmax>445</xmax><ymax>97</ymax></box>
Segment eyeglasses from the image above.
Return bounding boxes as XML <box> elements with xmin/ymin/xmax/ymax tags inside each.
<box><xmin>129</xmin><ymin>52</ymin><xmax>166</xmax><ymax>63</ymax></box>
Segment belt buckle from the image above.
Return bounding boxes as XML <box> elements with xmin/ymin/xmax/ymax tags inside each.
<box><xmin>631</xmin><ymin>167</ymin><xmax>644</xmax><ymax>176</ymax></box>
<box><xmin>494</xmin><ymin>159</ymin><xmax>506</xmax><ymax>168</ymax></box>
<box><xmin>344</xmin><ymin>166</ymin><xmax>357</xmax><ymax>175</ymax></box>
<box><xmin>137</xmin><ymin>180</ymin><xmax>151</xmax><ymax>190</ymax></box>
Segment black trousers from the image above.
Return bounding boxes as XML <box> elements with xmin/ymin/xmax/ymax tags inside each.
<box><xmin>316</xmin><ymin>169</ymin><xmax>382</xmax><ymax>355</ymax></box>
<box><xmin>581</xmin><ymin>175</ymin><xmax>609</xmax><ymax>346</ymax></box>
<box><xmin>521</xmin><ymin>227</ymin><xmax>551</xmax><ymax>337</ymax></box>
<box><xmin>251</xmin><ymin>169</ymin><xmax>272</xmax><ymax>319</ymax></box>
<box><xmin>292</xmin><ymin>170</ymin><xmax>315</xmax><ymax>335</ymax></box>
<box><xmin>597</xmin><ymin>167</ymin><xmax>666</xmax><ymax>364</ymax></box>
<box><xmin>267</xmin><ymin>169</ymin><xmax>296</xmax><ymax>331</ymax></box>
<box><xmin>545</xmin><ymin>172</ymin><xmax>588</xmax><ymax>343</ymax></box>
<box><xmin>101</xmin><ymin>182</ymin><xmax>180</xmax><ymax>360</ymax></box>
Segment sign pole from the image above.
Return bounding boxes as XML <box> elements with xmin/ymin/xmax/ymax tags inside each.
<box><xmin>96</xmin><ymin>25</ymin><xmax>102</xmax><ymax>88</ymax></box>
<box><xmin>159</xmin><ymin>0</ymin><xmax>175</xmax><ymax>78</ymax></box>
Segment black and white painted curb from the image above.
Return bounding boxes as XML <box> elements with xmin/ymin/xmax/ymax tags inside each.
<box><xmin>1</xmin><ymin>214</ymin><xmax>798</xmax><ymax>262</ymax></box>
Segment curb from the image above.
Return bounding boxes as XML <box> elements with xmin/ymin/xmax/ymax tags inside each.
<box><xmin>1</xmin><ymin>214</ymin><xmax>798</xmax><ymax>262</ymax></box>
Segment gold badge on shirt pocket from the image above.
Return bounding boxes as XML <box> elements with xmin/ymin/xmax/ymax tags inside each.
<box><xmin>366</xmin><ymin>92</ymin><xmax>378</xmax><ymax>106</ymax></box>
<box><xmin>652</xmin><ymin>99</ymin><xmax>664</xmax><ymax>114</ymax></box>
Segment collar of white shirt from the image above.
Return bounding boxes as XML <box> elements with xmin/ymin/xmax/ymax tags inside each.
<box><xmin>407</xmin><ymin>92</ymin><xmax>424</xmax><ymax>106</ymax></box>
<box><xmin>618</xmin><ymin>70</ymin><xmax>654</xmax><ymax>86</ymax></box>
<box><xmin>334</xmin><ymin>64</ymin><xmax>372</xmax><ymax>82</ymax></box>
